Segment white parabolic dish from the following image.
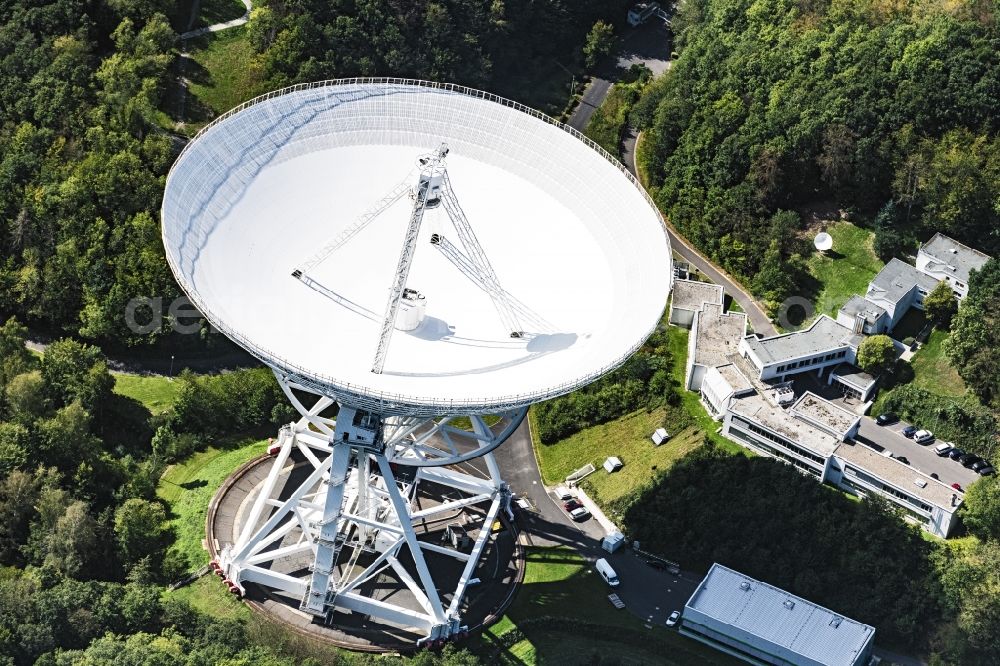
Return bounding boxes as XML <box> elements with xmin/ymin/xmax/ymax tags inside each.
<box><xmin>162</xmin><ymin>80</ymin><xmax>672</xmax><ymax>414</ymax></box>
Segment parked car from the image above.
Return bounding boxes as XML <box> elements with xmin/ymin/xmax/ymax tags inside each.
<box><xmin>949</xmin><ymin>448</ymin><xmax>966</xmax><ymax>461</ymax></box>
<box><xmin>960</xmin><ymin>454</ymin><xmax>981</xmax><ymax>468</ymax></box>
<box><xmin>902</xmin><ymin>425</ymin><xmax>918</xmax><ymax>438</ymax></box>
<box><xmin>563</xmin><ymin>499</ymin><xmax>583</xmax><ymax>512</ymax></box>
<box><xmin>914</xmin><ymin>430</ymin><xmax>935</xmax><ymax>444</ymax></box>
<box><xmin>896</xmin><ymin>456</ymin><xmax>910</xmax><ymax>465</ymax></box>
<box><xmin>569</xmin><ymin>506</ymin><xmax>590</xmax><ymax>521</ymax></box>
<box><xmin>971</xmin><ymin>460</ymin><xmax>991</xmax><ymax>472</ymax></box>
<box><xmin>666</xmin><ymin>611</ymin><xmax>681</xmax><ymax>627</ymax></box>
<box><xmin>934</xmin><ymin>442</ymin><xmax>953</xmax><ymax>456</ymax></box>
<box><xmin>554</xmin><ymin>486</ymin><xmax>573</xmax><ymax>501</ymax></box>
<box><xmin>952</xmin><ymin>483</ymin><xmax>963</xmax><ymax>492</ymax></box>
<box><xmin>979</xmin><ymin>466</ymin><xmax>996</xmax><ymax>476</ymax></box>
<box><xmin>875</xmin><ymin>412</ymin><xmax>899</xmax><ymax>426</ymax></box>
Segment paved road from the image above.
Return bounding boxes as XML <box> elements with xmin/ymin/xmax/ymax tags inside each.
<box><xmin>567</xmin><ymin>21</ymin><xmax>672</xmax><ymax>132</ymax></box>
<box><xmin>856</xmin><ymin>417</ymin><xmax>980</xmax><ymax>489</ymax></box>
<box><xmin>495</xmin><ymin>419</ymin><xmax>605</xmax><ymax>549</ymax></box>
<box><xmin>493</xmin><ymin>419</ymin><xmax>700</xmax><ymax>627</ymax></box>
<box><xmin>567</xmin><ymin>77</ymin><xmax>611</xmax><ymax>131</ymax></box>
<box><xmin>622</xmin><ymin>133</ymin><xmax>777</xmax><ymax>336</ymax></box>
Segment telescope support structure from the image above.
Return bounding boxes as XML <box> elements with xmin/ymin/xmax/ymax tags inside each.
<box><xmin>217</xmin><ymin>371</ymin><xmax>525</xmax><ymax>644</ymax></box>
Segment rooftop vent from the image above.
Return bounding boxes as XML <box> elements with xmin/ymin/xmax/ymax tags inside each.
<box><xmin>951</xmin><ymin>248</ymin><xmax>958</xmax><ymax>254</ymax></box>
<box><xmin>739</xmin><ymin>581</ymin><xmax>751</xmax><ymax>591</ymax></box>
<box><xmin>830</xmin><ymin>616</ymin><xmax>843</xmax><ymax>628</ymax></box>
<box><xmin>783</xmin><ymin>600</ymin><xmax>795</xmax><ymax>610</ymax></box>
<box><xmin>914</xmin><ymin>478</ymin><xmax>928</xmax><ymax>488</ymax></box>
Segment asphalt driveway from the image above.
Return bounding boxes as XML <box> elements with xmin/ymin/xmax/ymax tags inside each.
<box><xmin>855</xmin><ymin>417</ymin><xmax>981</xmax><ymax>489</ymax></box>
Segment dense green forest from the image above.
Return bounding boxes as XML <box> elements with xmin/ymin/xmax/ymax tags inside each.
<box><xmin>621</xmin><ymin>445</ymin><xmax>1000</xmax><ymax>662</ymax></box>
<box><xmin>0</xmin><ymin>0</ymin><xmax>628</xmax><ymax>351</ymax></box>
<box><xmin>533</xmin><ymin>321</ymin><xmax>677</xmax><ymax>443</ymax></box>
<box><xmin>244</xmin><ymin>0</ymin><xmax>626</xmax><ymax>111</ymax></box>
<box><xmin>634</xmin><ymin>0</ymin><xmax>1000</xmax><ymax>311</ymax></box>
<box><xmin>0</xmin><ymin>0</ymin><xmax>179</xmax><ymax>348</ymax></box>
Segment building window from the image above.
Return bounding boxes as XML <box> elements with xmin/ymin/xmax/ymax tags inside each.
<box><xmin>730</xmin><ymin>417</ymin><xmax>825</xmax><ymax>465</ymax></box>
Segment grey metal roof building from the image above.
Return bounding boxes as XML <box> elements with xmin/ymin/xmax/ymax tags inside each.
<box><xmin>681</xmin><ymin>563</ymin><xmax>876</xmax><ymax>666</ymax></box>
<box><xmin>917</xmin><ymin>232</ymin><xmax>991</xmax><ymax>287</ymax></box>
<box><xmin>740</xmin><ymin>315</ymin><xmax>858</xmax><ymax>373</ymax></box>
<box><xmin>867</xmin><ymin>258</ymin><xmax>940</xmax><ymax>305</ymax></box>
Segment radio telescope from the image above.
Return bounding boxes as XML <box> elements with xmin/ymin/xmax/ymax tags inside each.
<box><xmin>161</xmin><ymin>79</ymin><xmax>671</xmax><ymax>646</ymax></box>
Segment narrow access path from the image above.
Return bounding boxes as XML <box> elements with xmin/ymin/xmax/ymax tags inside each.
<box><xmin>181</xmin><ymin>0</ymin><xmax>252</xmax><ymax>39</ymax></box>
<box><xmin>567</xmin><ymin>21</ymin><xmax>672</xmax><ymax>131</ymax></box>
<box><xmin>567</xmin><ymin>77</ymin><xmax>611</xmax><ymax>131</ymax></box>
<box><xmin>624</xmin><ymin>132</ymin><xmax>777</xmax><ymax>336</ymax></box>
<box><xmin>175</xmin><ymin>0</ymin><xmax>252</xmax><ymax>127</ymax></box>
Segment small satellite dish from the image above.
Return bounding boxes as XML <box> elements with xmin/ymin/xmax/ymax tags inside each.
<box><xmin>814</xmin><ymin>232</ymin><xmax>833</xmax><ymax>252</ymax></box>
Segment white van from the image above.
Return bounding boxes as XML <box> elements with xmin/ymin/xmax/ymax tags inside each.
<box><xmin>595</xmin><ymin>558</ymin><xmax>620</xmax><ymax>587</ymax></box>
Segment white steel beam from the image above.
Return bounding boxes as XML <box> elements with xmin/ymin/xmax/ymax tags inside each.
<box><xmin>410</xmin><ymin>493</ymin><xmax>493</xmax><ymax>520</ymax></box>
<box><xmin>302</xmin><ymin>442</ymin><xmax>352</xmax><ymax>615</ymax></box>
<box><xmin>419</xmin><ymin>540</ymin><xmax>472</xmax><ymax>563</ymax></box>
<box><xmin>246</xmin><ymin>540</ymin><xmax>314</xmax><ymax>565</ymax></box>
<box><xmin>418</xmin><ymin>466</ymin><xmax>495</xmax><ymax>496</ymax></box>
<box><xmin>376</xmin><ymin>456</ymin><xmax>447</xmax><ymax>624</ymax></box>
<box><xmin>447</xmin><ymin>495</ymin><xmax>502</xmax><ymax>616</ymax></box>
<box><xmin>371</xmin><ymin>169</ymin><xmax>434</xmax><ymax>374</ymax></box>
<box><xmin>241</xmin><ymin>565</ymin><xmax>308</xmax><ymax>596</ymax></box>
<box><xmin>335</xmin><ymin>591</ymin><xmax>435</xmax><ymax>631</ymax></box>
<box><xmin>235</xmin><ymin>428</ymin><xmax>294</xmax><ymax>547</ymax></box>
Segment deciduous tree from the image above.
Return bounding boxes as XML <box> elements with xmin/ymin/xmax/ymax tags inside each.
<box><xmin>856</xmin><ymin>335</ymin><xmax>896</xmax><ymax>374</ymax></box>
<box><xmin>924</xmin><ymin>280</ymin><xmax>957</xmax><ymax>327</ymax></box>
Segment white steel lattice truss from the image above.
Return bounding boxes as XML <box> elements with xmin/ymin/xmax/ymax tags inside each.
<box><xmin>219</xmin><ymin>373</ymin><xmax>526</xmax><ymax>643</ymax></box>
<box><xmin>221</xmin><ymin>157</ymin><xmax>533</xmax><ymax>641</ymax></box>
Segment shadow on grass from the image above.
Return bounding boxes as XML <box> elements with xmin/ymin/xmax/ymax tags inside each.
<box><xmin>480</xmin><ymin>548</ymin><xmax>731</xmax><ymax>665</ymax></box>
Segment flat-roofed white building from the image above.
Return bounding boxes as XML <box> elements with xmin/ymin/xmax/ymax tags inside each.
<box><xmin>701</xmin><ymin>363</ymin><xmax>755</xmax><ymax>420</ymax></box>
<box><xmin>916</xmin><ymin>232</ymin><xmax>991</xmax><ymax>300</ymax></box>
<box><xmin>670</xmin><ymin>278</ymin><xmax>725</xmax><ymax>328</ymax></box>
<box><xmin>681</xmin><ymin>563</ymin><xmax>876</xmax><ymax>666</ymax></box>
<box><xmin>829</xmin><ymin>443</ymin><xmax>962</xmax><ymax>538</ymax></box>
<box><xmin>723</xmin><ymin>392</ymin><xmax>843</xmax><ymax>480</ymax></box>
<box><xmin>836</xmin><ymin>295</ymin><xmax>889</xmax><ymax>335</ymax></box>
<box><xmin>686</xmin><ymin>302</ymin><xmax>748</xmax><ymax>391</ymax></box>
<box><xmin>738</xmin><ymin>316</ymin><xmax>860</xmax><ymax>383</ymax></box>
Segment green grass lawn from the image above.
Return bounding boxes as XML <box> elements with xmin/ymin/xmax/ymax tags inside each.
<box><xmin>807</xmin><ymin>222</ymin><xmax>883</xmax><ymax>317</ymax></box>
<box><xmin>183</xmin><ymin>26</ymin><xmax>265</xmax><ymax>130</ymax></box>
<box><xmin>910</xmin><ymin>329</ymin><xmax>966</xmax><ymax>398</ymax></box>
<box><xmin>664</xmin><ymin>326</ymin><xmax>744</xmax><ymax>456</ymax></box>
<box><xmin>158</xmin><ymin>438</ymin><xmax>268</xmax><ymax>569</ymax></box>
<box><xmin>113</xmin><ymin>373</ymin><xmax>183</xmax><ymax>415</ymax></box>
<box><xmin>479</xmin><ymin>547</ymin><xmax>738</xmax><ymax>665</ymax></box>
<box><xmin>529</xmin><ymin>323</ymin><xmax>742</xmax><ymax>511</ymax></box>
<box><xmin>165</xmin><ymin>574</ymin><xmax>251</xmax><ymax>621</ymax></box>
<box><xmin>531</xmin><ymin>406</ymin><xmax>703</xmax><ymax>503</ymax></box>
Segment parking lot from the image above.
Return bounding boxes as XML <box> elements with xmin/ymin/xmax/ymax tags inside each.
<box><xmin>855</xmin><ymin>417</ymin><xmax>982</xmax><ymax>490</ymax></box>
